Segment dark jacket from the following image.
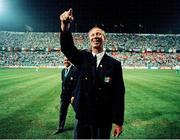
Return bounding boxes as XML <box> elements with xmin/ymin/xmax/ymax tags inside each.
<box><xmin>60</xmin><ymin>31</ymin><xmax>125</xmax><ymax>125</ymax></box>
<box><xmin>61</xmin><ymin>65</ymin><xmax>78</xmax><ymax>101</ymax></box>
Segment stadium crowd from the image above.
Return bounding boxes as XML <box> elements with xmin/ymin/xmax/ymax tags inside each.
<box><xmin>0</xmin><ymin>31</ymin><xmax>180</xmax><ymax>68</ymax></box>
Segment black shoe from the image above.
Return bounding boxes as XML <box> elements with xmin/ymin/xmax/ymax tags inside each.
<box><xmin>53</xmin><ymin>128</ymin><xmax>63</xmax><ymax>135</ymax></box>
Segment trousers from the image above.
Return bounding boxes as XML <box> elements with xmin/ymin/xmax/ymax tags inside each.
<box><xmin>74</xmin><ymin>120</ymin><xmax>112</xmax><ymax>139</ymax></box>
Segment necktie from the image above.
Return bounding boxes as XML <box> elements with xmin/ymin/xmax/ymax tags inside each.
<box><xmin>92</xmin><ymin>55</ymin><xmax>97</xmax><ymax>86</ymax></box>
<box><xmin>94</xmin><ymin>55</ymin><xmax>97</xmax><ymax>68</ymax></box>
<box><xmin>64</xmin><ymin>69</ymin><xmax>68</xmax><ymax>77</ymax></box>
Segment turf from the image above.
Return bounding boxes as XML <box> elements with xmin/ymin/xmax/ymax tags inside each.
<box><xmin>0</xmin><ymin>68</ymin><xmax>179</xmax><ymax>139</ymax></box>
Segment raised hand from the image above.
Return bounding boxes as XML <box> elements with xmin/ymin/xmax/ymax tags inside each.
<box><xmin>60</xmin><ymin>8</ymin><xmax>74</xmax><ymax>32</ymax></box>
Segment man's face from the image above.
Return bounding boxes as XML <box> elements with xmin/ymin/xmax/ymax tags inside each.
<box><xmin>63</xmin><ymin>57</ymin><xmax>71</xmax><ymax>68</ymax></box>
<box><xmin>88</xmin><ymin>28</ymin><xmax>105</xmax><ymax>50</ymax></box>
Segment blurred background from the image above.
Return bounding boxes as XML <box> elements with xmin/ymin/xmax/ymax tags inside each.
<box><xmin>0</xmin><ymin>1</ymin><xmax>180</xmax><ymax>139</ymax></box>
<box><xmin>0</xmin><ymin>0</ymin><xmax>180</xmax><ymax>33</ymax></box>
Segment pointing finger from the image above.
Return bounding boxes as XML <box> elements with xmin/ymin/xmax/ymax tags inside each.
<box><xmin>68</xmin><ymin>8</ymin><xmax>73</xmax><ymax>16</ymax></box>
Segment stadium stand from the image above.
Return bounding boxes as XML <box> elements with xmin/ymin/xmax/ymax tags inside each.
<box><xmin>0</xmin><ymin>31</ymin><xmax>180</xmax><ymax>68</ymax></box>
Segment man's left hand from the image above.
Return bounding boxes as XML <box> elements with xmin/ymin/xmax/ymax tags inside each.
<box><xmin>70</xmin><ymin>96</ymin><xmax>75</xmax><ymax>104</ymax></box>
<box><xmin>112</xmin><ymin>124</ymin><xmax>123</xmax><ymax>138</ymax></box>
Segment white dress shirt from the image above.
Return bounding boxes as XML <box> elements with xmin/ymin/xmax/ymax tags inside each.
<box><xmin>64</xmin><ymin>64</ymin><xmax>72</xmax><ymax>77</ymax></box>
<box><xmin>92</xmin><ymin>51</ymin><xmax>105</xmax><ymax>68</ymax></box>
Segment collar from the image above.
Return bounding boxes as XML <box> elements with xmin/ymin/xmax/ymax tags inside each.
<box><xmin>92</xmin><ymin>51</ymin><xmax>105</xmax><ymax>58</ymax></box>
<box><xmin>65</xmin><ymin>64</ymin><xmax>72</xmax><ymax>71</ymax></box>
<box><xmin>92</xmin><ymin>51</ymin><xmax>105</xmax><ymax>67</ymax></box>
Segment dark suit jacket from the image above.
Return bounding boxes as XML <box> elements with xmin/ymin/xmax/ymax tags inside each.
<box><xmin>60</xmin><ymin>31</ymin><xmax>125</xmax><ymax>125</ymax></box>
<box><xmin>61</xmin><ymin>65</ymin><xmax>78</xmax><ymax>101</ymax></box>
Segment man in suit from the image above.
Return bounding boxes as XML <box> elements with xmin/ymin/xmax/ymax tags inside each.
<box><xmin>54</xmin><ymin>57</ymin><xmax>78</xmax><ymax>134</ymax></box>
<box><xmin>59</xmin><ymin>9</ymin><xmax>125</xmax><ymax>139</ymax></box>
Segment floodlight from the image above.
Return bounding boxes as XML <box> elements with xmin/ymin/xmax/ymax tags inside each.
<box><xmin>0</xmin><ymin>0</ymin><xmax>5</xmax><ymax>13</ymax></box>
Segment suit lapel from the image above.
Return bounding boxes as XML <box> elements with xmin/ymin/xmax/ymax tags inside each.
<box><xmin>97</xmin><ymin>54</ymin><xmax>108</xmax><ymax>71</ymax></box>
<box><xmin>97</xmin><ymin>54</ymin><xmax>112</xmax><ymax>76</ymax></box>
<box><xmin>65</xmin><ymin>65</ymin><xmax>73</xmax><ymax>79</ymax></box>
<box><xmin>67</xmin><ymin>66</ymin><xmax>72</xmax><ymax>77</ymax></box>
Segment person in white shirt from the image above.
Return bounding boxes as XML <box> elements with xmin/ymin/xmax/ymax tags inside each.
<box><xmin>59</xmin><ymin>9</ymin><xmax>125</xmax><ymax>139</ymax></box>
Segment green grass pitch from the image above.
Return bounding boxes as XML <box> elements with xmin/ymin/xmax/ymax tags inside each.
<box><xmin>0</xmin><ymin>68</ymin><xmax>180</xmax><ymax>139</ymax></box>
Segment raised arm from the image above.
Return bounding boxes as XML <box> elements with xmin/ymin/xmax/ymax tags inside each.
<box><xmin>59</xmin><ymin>8</ymin><xmax>82</xmax><ymax>67</ymax></box>
<box><xmin>60</xmin><ymin>8</ymin><xmax>74</xmax><ymax>32</ymax></box>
